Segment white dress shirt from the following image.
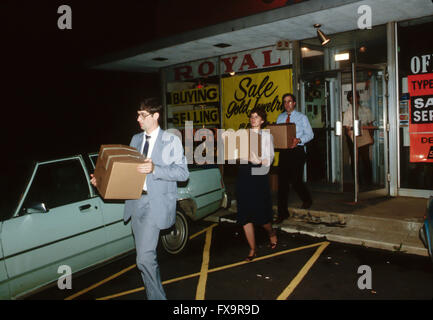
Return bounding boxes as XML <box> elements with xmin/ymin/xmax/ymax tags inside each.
<box><xmin>141</xmin><ymin>126</ymin><xmax>160</xmax><ymax>191</ymax></box>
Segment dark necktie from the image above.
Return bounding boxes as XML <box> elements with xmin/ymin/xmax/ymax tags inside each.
<box><xmin>286</xmin><ymin>114</ymin><xmax>291</xmax><ymax>123</ymax></box>
<box><xmin>143</xmin><ymin>135</ymin><xmax>151</xmax><ymax>158</ymax></box>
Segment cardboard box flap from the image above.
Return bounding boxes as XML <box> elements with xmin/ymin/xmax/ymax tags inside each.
<box><xmin>94</xmin><ymin>144</ymin><xmax>147</xmax><ymax>200</ymax></box>
<box><xmin>102</xmin><ymin>154</ymin><xmax>145</xmax><ymax>170</ymax></box>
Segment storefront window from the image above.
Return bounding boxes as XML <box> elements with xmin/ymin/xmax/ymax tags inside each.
<box><xmin>398</xmin><ymin>17</ymin><xmax>433</xmax><ymax>190</ymax></box>
<box><xmin>166</xmin><ymin>73</ymin><xmax>220</xmax><ymax>165</ymax></box>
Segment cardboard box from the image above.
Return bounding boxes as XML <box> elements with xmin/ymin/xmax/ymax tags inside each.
<box><xmin>94</xmin><ymin>144</ymin><xmax>146</xmax><ymax>199</ymax></box>
<box><xmin>267</xmin><ymin>123</ymin><xmax>296</xmax><ymax>149</ymax></box>
<box><xmin>223</xmin><ymin>129</ymin><xmax>261</xmax><ymax>162</ymax></box>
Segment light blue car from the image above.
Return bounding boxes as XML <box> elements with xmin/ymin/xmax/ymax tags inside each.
<box><xmin>420</xmin><ymin>197</ymin><xmax>433</xmax><ymax>264</ymax></box>
<box><xmin>0</xmin><ymin>153</ymin><xmax>228</xmax><ymax>299</ymax></box>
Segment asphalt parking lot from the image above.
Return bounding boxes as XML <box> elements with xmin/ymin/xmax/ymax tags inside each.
<box><xmin>26</xmin><ymin>220</ymin><xmax>433</xmax><ymax>300</ymax></box>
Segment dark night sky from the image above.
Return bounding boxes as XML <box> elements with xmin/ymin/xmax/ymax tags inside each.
<box><xmin>1</xmin><ymin>0</ymin><xmax>289</xmax><ymax>206</ymax></box>
<box><xmin>1</xmin><ymin>1</ymin><xmax>161</xmax><ymax>202</ymax></box>
<box><xmin>3</xmin><ymin>1</ymin><xmax>160</xmax><ymax>150</ymax></box>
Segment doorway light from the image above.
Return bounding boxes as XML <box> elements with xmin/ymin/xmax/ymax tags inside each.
<box><xmin>334</xmin><ymin>52</ymin><xmax>350</xmax><ymax>61</ymax></box>
<box><xmin>314</xmin><ymin>24</ymin><xmax>330</xmax><ymax>46</ymax></box>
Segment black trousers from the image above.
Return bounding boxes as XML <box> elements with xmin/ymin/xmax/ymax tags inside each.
<box><xmin>277</xmin><ymin>146</ymin><xmax>312</xmax><ymax>217</ymax></box>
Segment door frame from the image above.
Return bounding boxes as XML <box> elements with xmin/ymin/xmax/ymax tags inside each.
<box><xmin>350</xmin><ymin>62</ymin><xmax>389</xmax><ymax>202</ymax></box>
<box><xmin>300</xmin><ymin>64</ymin><xmax>390</xmax><ymax>201</ymax></box>
<box><xmin>300</xmin><ymin>70</ymin><xmax>343</xmax><ymax>192</ymax></box>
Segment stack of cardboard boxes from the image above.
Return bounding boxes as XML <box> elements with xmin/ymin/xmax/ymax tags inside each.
<box><xmin>94</xmin><ymin>145</ymin><xmax>146</xmax><ymax>199</ymax></box>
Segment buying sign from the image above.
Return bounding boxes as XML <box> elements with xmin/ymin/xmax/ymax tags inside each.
<box><xmin>408</xmin><ymin>73</ymin><xmax>433</xmax><ymax>162</ymax></box>
<box><xmin>170</xmin><ymin>86</ymin><xmax>219</xmax><ymax>106</ymax></box>
<box><xmin>222</xmin><ymin>69</ymin><xmax>292</xmax><ymax>130</ymax></box>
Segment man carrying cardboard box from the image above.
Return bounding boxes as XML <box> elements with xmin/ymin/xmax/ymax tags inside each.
<box><xmin>274</xmin><ymin>93</ymin><xmax>314</xmax><ymax>224</ymax></box>
<box><xmin>91</xmin><ymin>97</ymin><xmax>189</xmax><ymax>300</ymax></box>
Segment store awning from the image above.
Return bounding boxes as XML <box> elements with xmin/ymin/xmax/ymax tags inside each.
<box><xmin>90</xmin><ymin>0</ymin><xmax>433</xmax><ymax>73</ymax></box>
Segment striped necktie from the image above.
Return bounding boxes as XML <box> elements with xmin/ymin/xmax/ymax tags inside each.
<box><xmin>286</xmin><ymin>114</ymin><xmax>291</xmax><ymax>123</ymax></box>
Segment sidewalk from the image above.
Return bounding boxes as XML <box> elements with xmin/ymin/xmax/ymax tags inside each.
<box><xmin>209</xmin><ymin>180</ymin><xmax>429</xmax><ymax>257</ymax></box>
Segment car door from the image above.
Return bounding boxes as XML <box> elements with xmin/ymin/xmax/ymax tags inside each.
<box><xmin>178</xmin><ymin>164</ymin><xmax>224</xmax><ymax>219</ymax></box>
<box><xmin>87</xmin><ymin>153</ymin><xmax>134</xmax><ymax>258</ymax></box>
<box><xmin>1</xmin><ymin>156</ymin><xmax>107</xmax><ymax>299</ymax></box>
<box><xmin>0</xmin><ymin>235</ymin><xmax>11</xmax><ymax>299</ymax></box>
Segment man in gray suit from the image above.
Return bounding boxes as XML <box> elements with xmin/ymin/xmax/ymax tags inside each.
<box><xmin>91</xmin><ymin>97</ymin><xmax>189</xmax><ymax>300</ymax></box>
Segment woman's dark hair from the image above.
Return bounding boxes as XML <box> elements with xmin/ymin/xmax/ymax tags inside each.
<box><xmin>248</xmin><ymin>106</ymin><xmax>268</xmax><ymax>128</ymax></box>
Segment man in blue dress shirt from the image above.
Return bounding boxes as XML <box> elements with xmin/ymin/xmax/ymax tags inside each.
<box><xmin>274</xmin><ymin>93</ymin><xmax>314</xmax><ymax>224</ymax></box>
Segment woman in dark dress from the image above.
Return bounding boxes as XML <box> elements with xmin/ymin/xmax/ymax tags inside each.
<box><xmin>236</xmin><ymin>107</ymin><xmax>277</xmax><ymax>261</ymax></box>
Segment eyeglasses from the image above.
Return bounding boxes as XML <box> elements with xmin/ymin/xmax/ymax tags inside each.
<box><xmin>137</xmin><ymin>112</ymin><xmax>152</xmax><ymax>120</ymax></box>
<box><xmin>284</xmin><ymin>100</ymin><xmax>294</xmax><ymax>104</ymax></box>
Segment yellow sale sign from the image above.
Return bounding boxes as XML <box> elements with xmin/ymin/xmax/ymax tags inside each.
<box><xmin>221</xmin><ymin>69</ymin><xmax>293</xmax><ymax>130</ymax></box>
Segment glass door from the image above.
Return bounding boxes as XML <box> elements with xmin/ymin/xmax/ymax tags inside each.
<box><xmin>301</xmin><ymin>72</ymin><xmax>343</xmax><ymax>192</ymax></box>
<box><xmin>342</xmin><ymin>63</ymin><xmax>389</xmax><ymax>202</ymax></box>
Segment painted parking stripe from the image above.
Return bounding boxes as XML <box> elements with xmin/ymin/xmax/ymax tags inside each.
<box><xmin>189</xmin><ymin>223</ymin><xmax>218</xmax><ymax>240</ymax></box>
<box><xmin>195</xmin><ymin>225</ymin><xmax>215</xmax><ymax>300</ymax></box>
<box><xmin>65</xmin><ymin>223</ymin><xmax>218</xmax><ymax>300</ymax></box>
<box><xmin>95</xmin><ymin>241</ymin><xmax>330</xmax><ymax>300</ymax></box>
<box><xmin>277</xmin><ymin>241</ymin><xmax>329</xmax><ymax>300</ymax></box>
<box><xmin>64</xmin><ymin>264</ymin><xmax>137</xmax><ymax>300</ymax></box>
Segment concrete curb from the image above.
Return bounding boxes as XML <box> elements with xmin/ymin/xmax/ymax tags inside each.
<box><xmin>206</xmin><ymin>200</ymin><xmax>429</xmax><ymax>257</ymax></box>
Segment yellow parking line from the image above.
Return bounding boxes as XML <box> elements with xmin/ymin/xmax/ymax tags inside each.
<box><xmin>97</xmin><ymin>272</ymin><xmax>204</xmax><ymax>300</ymax></box>
<box><xmin>67</xmin><ymin>223</ymin><xmax>217</xmax><ymax>300</ymax></box>
<box><xmin>195</xmin><ymin>226</ymin><xmax>215</xmax><ymax>300</ymax></box>
<box><xmin>277</xmin><ymin>241</ymin><xmax>330</xmax><ymax>300</ymax></box>
<box><xmin>207</xmin><ymin>241</ymin><xmax>329</xmax><ymax>274</ymax></box>
<box><xmin>96</xmin><ymin>286</ymin><xmax>144</xmax><ymax>300</ymax></box>
<box><xmin>189</xmin><ymin>223</ymin><xmax>218</xmax><ymax>240</ymax></box>
<box><xmin>95</xmin><ymin>241</ymin><xmax>329</xmax><ymax>300</ymax></box>
<box><xmin>65</xmin><ymin>264</ymin><xmax>137</xmax><ymax>300</ymax></box>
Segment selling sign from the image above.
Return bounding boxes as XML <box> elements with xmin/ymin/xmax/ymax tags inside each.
<box><xmin>221</xmin><ymin>69</ymin><xmax>292</xmax><ymax>130</ymax></box>
<box><xmin>172</xmin><ymin>107</ymin><xmax>219</xmax><ymax>127</ymax></box>
<box><xmin>408</xmin><ymin>73</ymin><xmax>433</xmax><ymax>162</ymax></box>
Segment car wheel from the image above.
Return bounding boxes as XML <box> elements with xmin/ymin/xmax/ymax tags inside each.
<box><xmin>161</xmin><ymin>210</ymin><xmax>189</xmax><ymax>255</ymax></box>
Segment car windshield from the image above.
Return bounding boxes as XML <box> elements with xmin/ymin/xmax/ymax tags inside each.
<box><xmin>1</xmin><ymin>159</ymin><xmax>34</xmax><ymax>221</ymax></box>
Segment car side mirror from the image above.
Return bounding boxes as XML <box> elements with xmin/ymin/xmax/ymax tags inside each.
<box><xmin>23</xmin><ymin>202</ymin><xmax>49</xmax><ymax>214</ymax></box>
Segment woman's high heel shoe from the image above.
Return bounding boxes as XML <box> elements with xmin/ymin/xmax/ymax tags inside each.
<box><xmin>269</xmin><ymin>229</ymin><xmax>277</xmax><ymax>250</ymax></box>
<box><xmin>245</xmin><ymin>249</ymin><xmax>257</xmax><ymax>262</ymax></box>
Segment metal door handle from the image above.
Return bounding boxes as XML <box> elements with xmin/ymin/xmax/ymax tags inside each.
<box><xmin>335</xmin><ymin>121</ymin><xmax>342</xmax><ymax>136</ymax></box>
<box><xmin>79</xmin><ymin>204</ymin><xmax>91</xmax><ymax>211</ymax></box>
<box><xmin>354</xmin><ymin>120</ymin><xmax>361</xmax><ymax>136</ymax></box>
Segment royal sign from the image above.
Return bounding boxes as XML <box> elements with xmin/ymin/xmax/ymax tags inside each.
<box><xmin>167</xmin><ymin>46</ymin><xmax>291</xmax><ymax>81</ymax></box>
